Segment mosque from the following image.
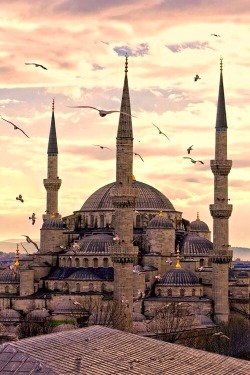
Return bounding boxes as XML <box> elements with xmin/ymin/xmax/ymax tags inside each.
<box><xmin>0</xmin><ymin>58</ymin><xmax>249</xmax><ymax>334</ymax></box>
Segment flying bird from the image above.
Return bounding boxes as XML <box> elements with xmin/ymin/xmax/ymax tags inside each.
<box><xmin>152</xmin><ymin>123</ymin><xmax>170</xmax><ymax>140</ymax></box>
<box><xmin>93</xmin><ymin>144</ymin><xmax>111</xmax><ymax>150</ymax></box>
<box><xmin>21</xmin><ymin>235</ymin><xmax>39</xmax><ymax>251</ymax></box>
<box><xmin>183</xmin><ymin>157</ymin><xmax>204</xmax><ymax>164</ymax></box>
<box><xmin>211</xmin><ymin>34</ymin><xmax>220</xmax><ymax>37</ymax></box>
<box><xmin>194</xmin><ymin>74</ymin><xmax>201</xmax><ymax>82</ymax></box>
<box><xmin>1</xmin><ymin>117</ymin><xmax>29</xmax><ymax>138</ymax></box>
<box><xmin>25</xmin><ymin>62</ymin><xmax>47</xmax><ymax>70</ymax></box>
<box><xmin>16</xmin><ymin>194</ymin><xmax>24</xmax><ymax>203</ymax></box>
<box><xmin>113</xmin><ymin>234</ymin><xmax>120</xmax><ymax>241</ymax></box>
<box><xmin>68</xmin><ymin>106</ymin><xmax>136</xmax><ymax>118</ymax></box>
<box><xmin>134</xmin><ymin>152</ymin><xmax>144</xmax><ymax>162</ymax></box>
<box><xmin>29</xmin><ymin>213</ymin><xmax>37</xmax><ymax>225</ymax></box>
<box><xmin>187</xmin><ymin>145</ymin><xmax>193</xmax><ymax>154</ymax></box>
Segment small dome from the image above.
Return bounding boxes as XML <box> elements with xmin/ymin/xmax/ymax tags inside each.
<box><xmin>182</xmin><ymin>234</ymin><xmax>213</xmax><ymax>256</ymax></box>
<box><xmin>159</xmin><ymin>268</ymin><xmax>200</xmax><ymax>286</ymax></box>
<box><xmin>133</xmin><ymin>312</ymin><xmax>146</xmax><ymax>322</ymax></box>
<box><xmin>47</xmin><ymin>267</ymin><xmax>114</xmax><ymax>281</ymax></box>
<box><xmin>0</xmin><ymin>308</ymin><xmax>21</xmax><ymax>322</ymax></box>
<box><xmin>26</xmin><ymin>309</ymin><xmax>50</xmax><ymax>321</ymax></box>
<box><xmin>147</xmin><ymin>214</ymin><xmax>174</xmax><ymax>229</ymax></box>
<box><xmin>0</xmin><ymin>268</ymin><xmax>20</xmax><ymax>283</ymax></box>
<box><xmin>42</xmin><ymin>219</ymin><xmax>65</xmax><ymax>229</ymax></box>
<box><xmin>80</xmin><ymin>180</ymin><xmax>175</xmax><ymax>211</ymax></box>
<box><xmin>51</xmin><ymin>299</ymin><xmax>82</xmax><ymax>314</ymax></box>
<box><xmin>190</xmin><ymin>213</ymin><xmax>209</xmax><ymax>232</ymax></box>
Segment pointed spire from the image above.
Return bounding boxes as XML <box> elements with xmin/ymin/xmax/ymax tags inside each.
<box><xmin>175</xmin><ymin>244</ymin><xmax>181</xmax><ymax>268</ymax></box>
<box><xmin>117</xmin><ymin>55</ymin><xmax>133</xmax><ymax>139</ymax></box>
<box><xmin>216</xmin><ymin>58</ymin><xmax>227</xmax><ymax>129</ymax></box>
<box><xmin>196</xmin><ymin>212</ymin><xmax>200</xmax><ymax>221</ymax></box>
<box><xmin>15</xmin><ymin>244</ymin><xmax>20</xmax><ymax>267</ymax></box>
<box><xmin>48</xmin><ymin>98</ymin><xmax>58</xmax><ymax>154</ymax></box>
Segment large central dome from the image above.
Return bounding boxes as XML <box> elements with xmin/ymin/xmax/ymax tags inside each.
<box><xmin>80</xmin><ymin>181</ymin><xmax>175</xmax><ymax>212</ymax></box>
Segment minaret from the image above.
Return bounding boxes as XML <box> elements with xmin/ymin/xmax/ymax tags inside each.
<box><xmin>109</xmin><ymin>56</ymin><xmax>138</xmax><ymax>331</ymax></box>
<box><xmin>43</xmin><ymin>99</ymin><xmax>62</xmax><ymax>221</ymax></box>
<box><xmin>209</xmin><ymin>59</ymin><xmax>233</xmax><ymax>323</ymax></box>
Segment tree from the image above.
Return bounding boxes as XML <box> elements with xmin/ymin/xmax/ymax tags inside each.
<box><xmin>16</xmin><ymin>315</ymin><xmax>52</xmax><ymax>339</ymax></box>
<box><xmin>145</xmin><ymin>302</ymin><xmax>195</xmax><ymax>343</ymax></box>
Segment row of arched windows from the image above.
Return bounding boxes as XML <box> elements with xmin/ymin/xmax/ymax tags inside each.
<box><xmin>60</xmin><ymin>257</ymin><xmax>110</xmax><ymax>268</ymax></box>
<box><xmin>52</xmin><ymin>282</ymin><xmax>107</xmax><ymax>293</ymax></box>
<box><xmin>156</xmin><ymin>288</ymin><xmax>202</xmax><ymax>297</ymax></box>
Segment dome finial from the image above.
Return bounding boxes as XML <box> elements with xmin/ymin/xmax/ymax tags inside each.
<box><xmin>220</xmin><ymin>57</ymin><xmax>223</xmax><ymax>72</ymax></box>
<box><xmin>197</xmin><ymin>212</ymin><xmax>200</xmax><ymax>221</ymax></box>
<box><xmin>132</xmin><ymin>174</ymin><xmax>136</xmax><ymax>181</ymax></box>
<box><xmin>125</xmin><ymin>54</ymin><xmax>128</xmax><ymax>73</ymax></box>
<box><xmin>158</xmin><ymin>209</ymin><xmax>163</xmax><ymax>217</ymax></box>
<box><xmin>175</xmin><ymin>244</ymin><xmax>181</xmax><ymax>268</ymax></box>
<box><xmin>15</xmin><ymin>244</ymin><xmax>20</xmax><ymax>267</ymax></box>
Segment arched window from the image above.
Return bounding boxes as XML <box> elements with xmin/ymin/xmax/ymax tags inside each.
<box><xmin>111</xmin><ymin>215</ymin><xmax>115</xmax><ymax>227</ymax></box>
<box><xmin>136</xmin><ymin>215</ymin><xmax>141</xmax><ymax>227</ymax></box>
<box><xmin>200</xmin><ymin>258</ymin><xmax>204</xmax><ymax>267</ymax></box>
<box><xmin>93</xmin><ymin>258</ymin><xmax>98</xmax><ymax>267</ymax></box>
<box><xmin>100</xmin><ymin>214</ymin><xmax>104</xmax><ymax>227</ymax></box>
<box><xmin>101</xmin><ymin>283</ymin><xmax>106</xmax><ymax>292</ymax></box>
<box><xmin>167</xmin><ymin>288</ymin><xmax>172</xmax><ymax>297</ymax></box>
<box><xmin>67</xmin><ymin>257</ymin><xmax>72</xmax><ymax>267</ymax></box>
<box><xmin>156</xmin><ymin>288</ymin><xmax>161</xmax><ymax>296</ymax></box>
<box><xmin>89</xmin><ymin>283</ymin><xmax>94</xmax><ymax>291</ymax></box>
<box><xmin>61</xmin><ymin>258</ymin><xmax>66</xmax><ymax>267</ymax></box>
<box><xmin>76</xmin><ymin>283</ymin><xmax>80</xmax><ymax>293</ymax></box>
<box><xmin>5</xmin><ymin>286</ymin><xmax>9</xmax><ymax>294</ymax></box>
<box><xmin>90</xmin><ymin>215</ymin><xmax>94</xmax><ymax>227</ymax></box>
<box><xmin>75</xmin><ymin>258</ymin><xmax>80</xmax><ymax>267</ymax></box>
<box><xmin>83</xmin><ymin>258</ymin><xmax>89</xmax><ymax>267</ymax></box>
<box><xmin>54</xmin><ymin>282</ymin><xmax>58</xmax><ymax>291</ymax></box>
<box><xmin>63</xmin><ymin>282</ymin><xmax>69</xmax><ymax>293</ymax></box>
<box><xmin>180</xmin><ymin>288</ymin><xmax>185</xmax><ymax>297</ymax></box>
<box><xmin>103</xmin><ymin>258</ymin><xmax>109</xmax><ymax>267</ymax></box>
<box><xmin>192</xmin><ymin>288</ymin><xmax>196</xmax><ymax>296</ymax></box>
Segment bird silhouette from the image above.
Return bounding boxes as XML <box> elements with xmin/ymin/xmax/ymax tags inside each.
<box><xmin>211</xmin><ymin>34</ymin><xmax>220</xmax><ymax>37</ymax></box>
<box><xmin>21</xmin><ymin>235</ymin><xmax>39</xmax><ymax>251</ymax></box>
<box><xmin>1</xmin><ymin>117</ymin><xmax>29</xmax><ymax>138</ymax></box>
<box><xmin>183</xmin><ymin>157</ymin><xmax>204</xmax><ymax>164</ymax></box>
<box><xmin>113</xmin><ymin>234</ymin><xmax>120</xmax><ymax>241</ymax></box>
<box><xmin>16</xmin><ymin>194</ymin><xmax>24</xmax><ymax>203</ymax></box>
<box><xmin>194</xmin><ymin>74</ymin><xmax>201</xmax><ymax>82</ymax></box>
<box><xmin>93</xmin><ymin>144</ymin><xmax>111</xmax><ymax>150</ymax></box>
<box><xmin>25</xmin><ymin>62</ymin><xmax>47</xmax><ymax>70</ymax></box>
<box><xmin>134</xmin><ymin>152</ymin><xmax>144</xmax><ymax>162</ymax></box>
<box><xmin>68</xmin><ymin>106</ymin><xmax>136</xmax><ymax>118</ymax></box>
<box><xmin>152</xmin><ymin>123</ymin><xmax>170</xmax><ymax>140</ymax></box>
<box><xmin>29</xmin><ymin>213</ymin><xmax>36</xmax><ymax>225</ymax></box>
<box><xmin>187</xmin><ymin>145</ymin><xmax>193</xmax><ymax>154</ymax></box>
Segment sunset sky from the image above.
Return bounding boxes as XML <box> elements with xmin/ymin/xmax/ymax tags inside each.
<box><xmin>0</xmin><ymin>0</ymin><xmax>250</xmax><ymax>248</ymax></box>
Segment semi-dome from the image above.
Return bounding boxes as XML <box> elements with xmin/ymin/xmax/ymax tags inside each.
<box><xmin>26</xmin><ymin>309</ymin><xmax>50</xmax><ymax>321</ymax></box>
<box><xmin>190</xmin><ymin>213</ymin><xmax>209</xmax><ymax>232</ymax></box>
<box><xmin>0</xmin><ymin>308</ymin><xmax>21</xmax><ymax>322</ymax></box>
<box><xmin>51</xmin><ymin>299</ymin><xmax>83</xmax><ymax>314</ymax></box>
<box><xmin>80</xmin><ymin>180</ymin><xmax>175</xmax><ymax>212</ymax></box>
<box><xmin>52</xmin><ymin>323</ymin><xmax>76</xmax><ymax>333</ymax></box>
<box><xmin>0</xmin><ymin>268</ymin><xmax>20</xmax><ymax>283</ymax></box>
<box><xmin>42</xmin><ymin>219</ymin><xmax>66</xmax><ymax>229</ymax></box>
<box><xmin>182</xmin><ymin>234</ymin><xmax>213</xmax><ymax>256</ymax></box>
<box><xmin>147</xmin><ymin>214</ymin><xmax>174</xmax><ymax>229</ymax></box>
<box><xmin>158</xmin><ymin>268</ymin><xmax>200</xmax><ymax>286</ymax></box>
<box><xmin>71</xmin><ymin>234</ymin><xmax>114</xmax><ymax>254</ymax></box>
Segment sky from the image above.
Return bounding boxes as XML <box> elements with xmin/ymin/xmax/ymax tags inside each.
<box><xmin>0</xmin><ymin>0</ymin><xmax>250</xmax><ymax>248</ymax></box>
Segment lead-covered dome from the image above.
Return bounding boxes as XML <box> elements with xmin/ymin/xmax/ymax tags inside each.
<box><xmin>182</xmin><ymin>234</ymin><xmax>213</xmax><ymax>256</ymax></box>
<box><xmin>190</xmin><ymin>213</ymin><xmax>209</xmax><ymax>232</ymax></box>
<box><xmin>148</xmin><ymin>215</ymin><xmax>174</xmax><ymax>229</ymax></box>
<box><xmin>80</xmin><ymin>181</ymin><xmax>175</xmax><ymax>211</ymax></box>
<box><xmin>158</xmin><ymin>268</ymin><xmax>200</xmax><ymax>286</ymax></box>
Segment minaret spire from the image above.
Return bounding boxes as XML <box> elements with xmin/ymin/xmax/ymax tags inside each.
<box><xmin>209</xmin><ymin>60</ymin><xmax>233</xmax><ymax>323</ymax></box>
<box><xmin>110</xmin><ymin>56</ymin><xmax>138</xmax><ymax>331</ymax></box>
<box><xmin>43</xmin><ymin>98</ymin><xmax>62</xmax><ymax>221</ymax></box>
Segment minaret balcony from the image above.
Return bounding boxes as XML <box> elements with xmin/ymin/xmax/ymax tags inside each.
<box><xmin>210</xmin><ymin>160</ymin><xmax>232</xmax><ymax>175</ymax></box>
<box><xmin>209</xmin><ymin>204</ymin><xmax>233</xmax><ymax>218</ymax></box>
<box><xmin>110</xmin><ymin>187</ymin><xmax>137</xmax><ymax>208</ymax></box>
<box><xmin>43</xmin><ymin>178</ymin><xmax>62</xmax><ymax>191</ymax></box>
<box><xmin>209</xmin><ymin>249</ymin><xmax>233</xmax><ymax>264</ymax></box>
<box><xmin>109</xmin><ymin>244</ymin><xmax>138</xmax><ymax>263</ymax></box>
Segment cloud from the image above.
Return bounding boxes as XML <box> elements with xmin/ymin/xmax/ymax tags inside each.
<box><xmin>113</xmin><ymin>43</ymin><xmax>149</xmax><ymax>57</ymax></box>
<box><xmin>166</xmin><ymin>41</ymin><xmax>214</xmax><ymax>53</ymax></box>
